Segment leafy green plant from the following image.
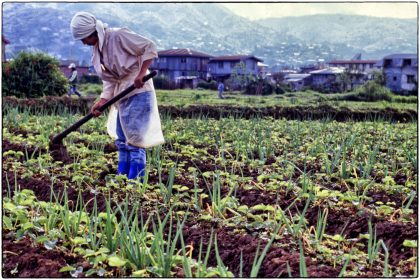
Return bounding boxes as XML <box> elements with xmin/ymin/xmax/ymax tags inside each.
<box><xmin>299</xmin><ymin>239</ymin><xmax>308</xmax><ymax>277</ymax></box>
<box><xmin>2</xmin><ymin>51</ymin><xmax>68</xmax><ymax>98</ymax></box>
<box><xmin>250</xmin><ymin>222</ymin><xmax>282</xmax><ymax>277</ymax></box>
<box><xmin>354</xmin><ymin>80</ymin><xmax>393</xmax><ymax>102</ymax></box>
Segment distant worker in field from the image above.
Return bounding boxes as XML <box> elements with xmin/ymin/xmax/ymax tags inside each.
<box><xmin>68</xmin><ymin>63</ymin><xmax>82</xmax><ymax>97</ymax></box>
<box><xmin>70</xmin><ymin>11</ymin><xmax>164</xmax><ymax>180</ymax></box>
<box><xmin>218</xmin><ymin>80</ymin><xmax>225</xmax><ymax>99</ymax></box>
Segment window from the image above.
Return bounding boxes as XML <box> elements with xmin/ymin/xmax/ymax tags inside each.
<box><xmin>181</xmin><ymin>58</ymin><xmax>186</xmax><ymax>63</ymax></box>
<box><xmin>403</xmin><ymin>59</ymin><xmax>412</xmax><ymax>66</ymax></box>
<box><xmin>218</xmin><ymin>62</ymin><xmax>224</xmax><ymax>69</ymax></box>
<box><xmin>393</xmin><ymin>76</ymin><xmax>397</xmax><ymax>81</ymax></box>
<box><xmin>383</xmin><ymin>59</ymin><xmax>392</xmax><ymax>67</ymax></box>
<box><xmin>407</xmin><ymin>75</ymin><xmax>416</xmax><ymax>83</ymax></box>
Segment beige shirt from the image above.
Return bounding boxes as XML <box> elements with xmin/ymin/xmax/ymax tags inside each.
<box><xmin>91</xmin><ymin>27</ymin><xmax>158</xmax><ymax>100</ymax></box>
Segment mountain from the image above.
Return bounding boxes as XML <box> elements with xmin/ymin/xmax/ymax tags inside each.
<box><xmin>257</xmin><ymin>15</ymin><xmax>417</xmax><ymax>59</ymax></box>
<box><xmin>2</xmin><ymin>3</ymin><xmax>417</xmax><ymax>70</ymax></box>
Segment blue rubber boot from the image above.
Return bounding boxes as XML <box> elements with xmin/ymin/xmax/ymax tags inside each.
<box><xmin>127</xmin><ymin>148</ymin><xmax>146</xmax><ymax>180</ymax></box>
<box><xmin>117</xmin><ymin>161</ymin><xmax>130</xmax><ymax>176</ymax></box>
<box><xmin>116</xmin><ymin>140</ymin><xmax>130</xmax><ymax>176</ymax></box>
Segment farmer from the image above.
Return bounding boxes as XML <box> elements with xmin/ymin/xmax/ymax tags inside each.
<box><xmin>67</xmin><ymin>63</ymin><xmax>82</xmax><ymax>97</ymax></box>
<box><xmin>217</xmin><ymin>81</ymin><xmax>225</xmax><ymax>99</ymax></box>
<box><xmin>70</xmin><ymin>11</ymin><xmax>164</xmax><ymax>180</ymax></box>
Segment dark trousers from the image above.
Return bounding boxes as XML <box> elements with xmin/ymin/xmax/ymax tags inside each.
<box><xmin>68</xmin><ymin>85</ymin><xmax>81</xmax><ymax>97</ymax></box>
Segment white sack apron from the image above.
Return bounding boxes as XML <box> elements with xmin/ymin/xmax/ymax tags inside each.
<box><xmin>106</xmin><ymin>71</ymin><xmax>165</xmax><ymax>148</ymax></box>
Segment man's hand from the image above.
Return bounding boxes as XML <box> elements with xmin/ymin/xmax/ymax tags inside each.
<box><xmin>134</xmin><ymin>72</ymin><xmax>146</xmax><ymax>88</ymax></box>
<box><xmin>91</xmin><ymin>98</ymin><xmax>109</xmax><ymax>117</ymax></box>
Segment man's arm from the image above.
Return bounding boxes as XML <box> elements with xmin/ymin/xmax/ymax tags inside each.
<box><xmin>134</xmin><ymin>59</ymin><xmax>153</xmax><ymax>88</ymax></box>
<box><xmin>92</xmin><ymin>80</ymin><xmax>115</xmax><ymax>117</ymax></box>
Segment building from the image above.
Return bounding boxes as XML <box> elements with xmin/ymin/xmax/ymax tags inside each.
<box><xmin>328</xmin><ymin>59</ymin><xmax>378</xmax><ymax>75</ymax></box>
<box><xmin>299</xmin><ymin>64</ymin><xmax>321</xmax><ymax>74</ymax></box>
<box><xmin>152</xmin><ymin>48</ymin><xmax>213</xmax><ymax>83</ymax></box>
<box><xmin>309</xmin><ymin>67</ymin><xmax>345</xmax><ymax>92</ymax></box>
<box><xmin>284</xmin><ymin>74</ymin><xmax>312</xmax><ymax>91</ymax></box>
<box><xmin>328</xmin><ymin>59</ymin><xmax>379</xmax><ymax>90</ymax></box>
<box><xmin>208</xmin><ymin>55</ymin><xmax>263</xmax><ymax>81</ymax></box>
<box><xmin>380</xmin><ymin>54</ymin><xmax>418</xmax><ymax>94</ymax></box>
<box><xmin>257</xmin><ymin>62</ymin><xmax>269</xmax><ymax>78</ymax></box>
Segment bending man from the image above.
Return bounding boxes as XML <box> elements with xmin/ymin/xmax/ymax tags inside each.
<box><xmin>70</xmin><ymin>11</ymin><xmax>164</xmax><ymax>180</ymax></box>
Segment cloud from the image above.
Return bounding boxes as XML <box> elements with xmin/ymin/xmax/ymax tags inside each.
<box><xmin>221</xmin><ymin>3</ymin><xmax>418</xmax><ymax>20</ymax></box>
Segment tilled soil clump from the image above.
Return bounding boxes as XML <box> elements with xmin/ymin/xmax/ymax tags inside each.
<box><xmin>182</xmin><ymin>224</ymin><xmax>341</xmax><ymax>277</ymax></box>
<box><xmin>2</xmin><ymin>231</ymin><xmax>89</xmax><ymax>277</ymax></box>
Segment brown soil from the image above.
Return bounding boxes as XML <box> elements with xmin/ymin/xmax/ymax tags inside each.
<box><xmin>2</xmin><ymin>140</ymin><xmax>45</xmax><ymax>160</ymax></box>
<box><xmin>182</xmin><ymin>224</ymin><xmax>341</xmax><ymax>277</ymax></box>
<box><xmin>2</xmin><ymin>170</ymin><xmax>108</xmax><ymax>213</ymax></box>
<box><xmin>306</xmin><ymin>206</ymin><xmax>417</xmax><ymax>268</ymax></box>
<box><xmin>368</xmin><ymin>189</ymin><xmax>418</xmax><ymax>214</ymax></box>
<box><xmin>2</xmin><ymin>136</ymin><xmax>417</xmax><ymax>277</ymax></box>
<box><xmin>5</xmin><ymin>128</ymin><xmax>39</xmax><ymax>137</ymax></box>
<box><xmin>152</xmin><ymin>104</ymin><xmax>418</xmax><ymax>122</ymax></box>
<box><xmin>73</xmin><ymin>139</ymin><xmax>117</xmax><ymax>154</ymax></box>
<box><xmin>2</xmin><ymin>231</ymin><xmax>89</xmax><ymax>278</ymax></box>
<box><xmin>48</xmin><ymin>142</ymin><xmax>73</xmax><ymax>164</ymax></box>
<box><xmin>3</xmin><ymin>165</ymin><xmax>417</xmax><ymax>277</ymax></box>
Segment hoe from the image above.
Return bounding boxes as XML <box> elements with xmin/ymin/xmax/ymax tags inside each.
<box><xmin>49</xmin><ymin>70</ymin><xmax>157</xmax><ymax>162</ymax></box>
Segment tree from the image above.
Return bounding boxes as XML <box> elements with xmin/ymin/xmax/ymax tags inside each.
<box><xmin>337</xmin><ymin>70</ymin><xmax>352</xmax><ymax>93</ymax></box>
<box><xmin>372</xmin><ymin>70</ymin><xmax>386</xmax><ymax>86</ymax></box>
<box><xmin>2</xmin><ymin>51</ymin><xmax>68</xmax><ymax>98</ymax></box>
<box><xmin>229</xmin><ymin>61</ymin><xmax>254</xmax><ymax>90</ymax></box>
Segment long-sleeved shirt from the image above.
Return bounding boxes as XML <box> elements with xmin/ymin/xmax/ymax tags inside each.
<box><xmin>91</xmin><ymin>27</ymin><xmax>158</xmax><ymax>101</ymax></box>
<box><xmin>69</xmin><ymin>70</ymin><xmax>78</xmax><ymax>84</ymax></box>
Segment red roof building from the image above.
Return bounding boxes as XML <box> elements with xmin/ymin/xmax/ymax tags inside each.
<box><xmin>328</xmin><ymin>59</ymin><xmax>378</xmax><ymax>73</ymax></box>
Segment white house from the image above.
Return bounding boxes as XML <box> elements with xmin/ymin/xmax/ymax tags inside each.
<box><xmin>208</xmin><ymin>55</ymin><xmax>263</xmax><ymax>81</ymax></box>
<box><xmin>309</xmin><ymin>67</ymin><xmax>345</xmax><ymax>92</ymax></box>
<box><xmin>381</xmin><ymin>53</ymin><xmax>418</xmax><ymax>94</ymax></box>
<box><xmin>328</xmin><ymin>59</ymin><xmax>380</xmax><ymax>90</ymax></box>
<box><xmin>284</xmin><ymin>74</ymin><xmax>312</xmax><ymax>91</ymax></box>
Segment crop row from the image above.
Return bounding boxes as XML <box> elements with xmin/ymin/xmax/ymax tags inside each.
<box><xmin>2</xmin><ymin>107</ymin><xmax>418</xmax><ymax>277</ymax></box>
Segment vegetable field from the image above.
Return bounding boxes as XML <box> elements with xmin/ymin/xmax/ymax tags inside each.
<box><xmin>2</xmin><ymin>103</ymin><xmax>417</xmax><ymax>277</ymax></box>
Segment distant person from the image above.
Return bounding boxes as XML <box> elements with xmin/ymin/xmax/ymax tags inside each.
<box><xmin>68</xmin><ymin>63</ymin><xmax>82</xmax><ymax>97</ymax></box>
<box><xmin>218</xmin><ymin>81</ymin><xmax>225</xmax><ymax>99</ymax></box>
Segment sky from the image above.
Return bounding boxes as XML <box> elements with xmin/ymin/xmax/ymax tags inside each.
<box><xmin>221</xmin><ymin>2</ymin><xmax>418</xmax><ymax>20</ymax></box>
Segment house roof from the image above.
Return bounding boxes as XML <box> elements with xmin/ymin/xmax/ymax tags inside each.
<box><xmin>209</xmin><ymin>55</ymin><xmax>263</xmax><ymax>62</ymax></box>
<box><xmin>158</xmin><ymin>48</ymin><xmax>212</xmax><ymax>58</ymax></box>
<box><xmin>382</xmin><ymin>53</ymin><xmax>418</xmax><ymax>60</ymax></box>
<box><xmin>285</xmin><ymin>74</ymin><xmax>311</xmax><ymax>79</ymax></box>
<box><xmin>257</xmin><ymin>62</ymin><xmax>269</xmax><ymax>67</ymax></box>
<box><xmin>381</xmin><ymin>53</ymin><xmax>418</xmax><ymax>67</ymax></box>
<box><xmin>287</xmin><ymin>78</ymin><xmax>306</xmax><ymax>82</ymax></box>
<box><xmin>310</xmin><ymin>67</ymin><xmax>345</xmax><ymax>75</ymax></box>
<box><xmin>329</xmin><ymin>60</ymin><xmax>377</xmax><ymax>64</ymax></box>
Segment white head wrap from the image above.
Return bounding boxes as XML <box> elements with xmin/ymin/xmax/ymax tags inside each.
<box><xmin>70</xmin><ymin>12</ymin><xmax>108</xmax><ymax>51</ymax></box>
